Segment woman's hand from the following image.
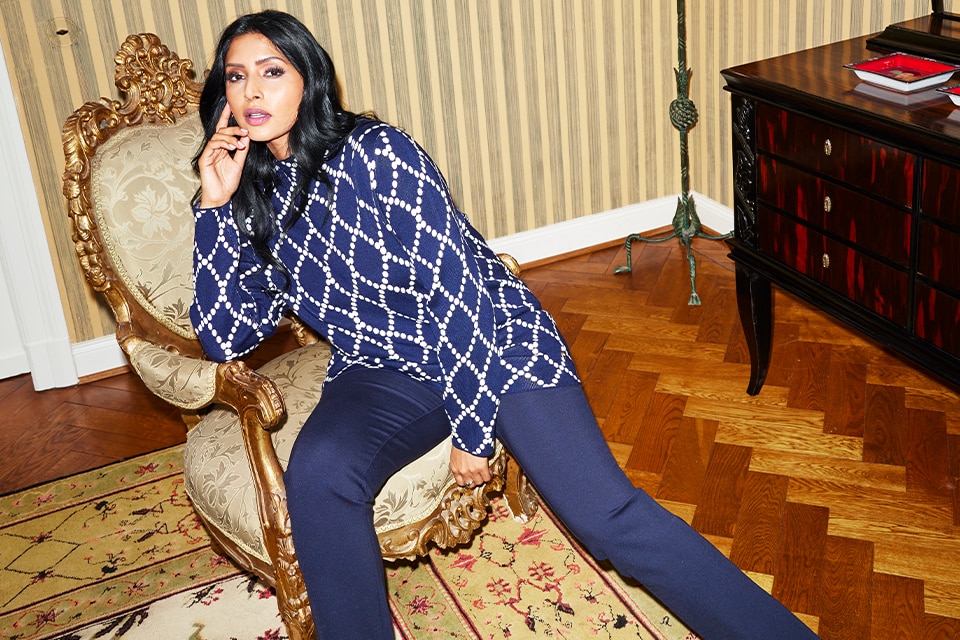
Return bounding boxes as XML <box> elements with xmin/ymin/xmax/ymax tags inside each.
<box><xmin>196</xmin><ymin>104</ymin><xmax>250</xmax><ymax>209</ymax></box>
<box><xmin>450</xmin><ymin>447</ymin><xmax>493</xmax><ymax>489</ymax></box>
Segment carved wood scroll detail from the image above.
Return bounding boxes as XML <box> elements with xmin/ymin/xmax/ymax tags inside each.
<box><xmin>732</xmin><ymin>95</ymin><xmax>759</xmax><ymax>247</ymax></box>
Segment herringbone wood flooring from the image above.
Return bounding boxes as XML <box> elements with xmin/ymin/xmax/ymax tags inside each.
<box><xmin>2</xmin><ymin>238</ymin><xmax>959</xmax><ymax>639</ymax></box>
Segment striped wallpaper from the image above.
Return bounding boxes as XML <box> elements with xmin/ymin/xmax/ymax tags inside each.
<box><xmin>0</xmin><ymin>0</ymin><xmax>935</xmax><ymax>343</ymax></box>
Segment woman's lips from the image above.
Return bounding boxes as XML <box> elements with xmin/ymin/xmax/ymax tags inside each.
<box><xmin>244</xmin><ymin>109</ymin><xmax>271</xmax><ymax>125</ymax></box>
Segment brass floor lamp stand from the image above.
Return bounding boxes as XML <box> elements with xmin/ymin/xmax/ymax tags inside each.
<box><xmin>615</xmin><ymin>0</ymin><xmax>731</xmax><ymax>305</ymax></box>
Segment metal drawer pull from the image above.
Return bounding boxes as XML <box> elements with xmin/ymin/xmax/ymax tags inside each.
<box><xmin>824</xmin><ymin>196</ymin><xmax>832</xmax><ymax>213</ymax></box>
<box><xmin>822</xmin><ymin>253</ymin><xmax>831</xmax><ymax>269</ymax></box>
<box><xmin>824</xmin><ymin>139</ymin><xmax>833</xmax><ymax>156</ymax></box>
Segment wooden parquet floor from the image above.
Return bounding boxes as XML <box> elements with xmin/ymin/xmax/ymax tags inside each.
<box><xmin>2</xmin><ymin>238</ymin><xmax>959</xmax><ymax>639</ymax></box>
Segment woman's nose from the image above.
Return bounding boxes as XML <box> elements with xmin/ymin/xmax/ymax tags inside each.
<box><xmin>244</xmin><ymin>78</ymin><xmax>261</xmax><ymax>100</ymax></box>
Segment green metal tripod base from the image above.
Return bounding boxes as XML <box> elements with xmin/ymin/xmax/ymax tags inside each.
<box><xmin>614</xmin><ymin>0</ymin><xmax>731</xmax><ymax>306</ymax></box>
<box><xmin>613</xmin><ymin>194</ymin><xmax>731</xmax><ymax>306</ymax></box>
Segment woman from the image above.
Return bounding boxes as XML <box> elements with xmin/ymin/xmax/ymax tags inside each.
<box><xmin>191</xmin><ymin>10</ymin><xmax>818</xmax><ymax>640</ymax></box>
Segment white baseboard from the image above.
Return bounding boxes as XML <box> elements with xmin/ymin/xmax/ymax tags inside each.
<box><xmin>485</xmin><ymin>191</ymin><xmax>733</xmax><ymax>264</ymax></box>
<box><xmin>486</xmin><ymin>196</ymin><xmax>677</xmax><ymax>264</ymax></box>
<box><xmin>0</xmin><ymin>351</ymin><xmax>29</xmax><ymax>380</ymax></box>
<box><xmin>71</xmin><ymin>194</ymin><xmax>734</xmax><ymax>379</ymax></box>
<box><xmin>20</xmin><ymin>336</ymin><xmax>80</xmax><ymax>389</ymax></box>
<box><xmin>691</xmin><ymin>191</ymin><xmax>735</xmax><ymax>237</ymax></box>
<box><xmin>72</xmin><ymin>334</ymin><xmax>128</xmax><ymax>380</ymax></box>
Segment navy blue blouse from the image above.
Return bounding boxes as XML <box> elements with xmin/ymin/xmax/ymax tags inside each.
<box><xmin>190</xmin><ymin>120</ymin><xmax>579</xmax><ymax>455</ymax></box>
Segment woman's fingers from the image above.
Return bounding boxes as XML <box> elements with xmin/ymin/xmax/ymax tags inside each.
<box><xmin>204</xmin><ymin>131</ymin><xmax>249</xmax><ymax>154</ymax></box>
<box><xmin>209</xmin><ymin>104</ymin><xmax>249</xmax><ymax>151</ymax></box>
<box><xmin>214</xmin><ymin>103</ymin><xmax>248</xmax><ymax>136</ymax></box>
<box><xmin>216</xmin><ymin>102</ymin><xmax>232</xmax><ymax>128</ymax></box>
<box><xmin>197</xmin><ymin>117</ymin><xmax>250</xmax><ymax>208</ymax></box>
<box><xmin>450</xmin><ymin>448</ymin><xmax>493</xmax><ymax>487</ymax></box>
<box><xmin>231</xmin><ymin>132</ymin><xmax>250</xmax><ymax>166</ymax></box>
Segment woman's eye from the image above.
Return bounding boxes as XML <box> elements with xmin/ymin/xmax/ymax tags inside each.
<box><xmin>264</xmin><ymin>66</ymin><xmax>285</xmax><ymax>78</ymax></box>
<box><xmin>226</xmin><ymin>72</ymin><xmax>244</xmax><ymax>83</ymax></box>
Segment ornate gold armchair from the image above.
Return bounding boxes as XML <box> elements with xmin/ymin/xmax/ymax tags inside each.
<box><xmin>61</xmin><ymin>34</ymin><xmax>536</xmax><ymax>640</ymax></box>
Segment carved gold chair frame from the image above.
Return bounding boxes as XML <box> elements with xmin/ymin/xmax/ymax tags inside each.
<box><xmin>62</xmin><ymin>33</ymin><xmax>536</xmax><ymax>640</ymax></box>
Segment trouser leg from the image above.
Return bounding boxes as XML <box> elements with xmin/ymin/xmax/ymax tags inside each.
<box><xmin>284</xmin><ymin>369</ymin><xmax>449</xmax><ymax>640</ymax></box>
<box><xmin>496</xmin><ymin>384</ymin><xmax>818</xmax><ymax>640</ymax></box>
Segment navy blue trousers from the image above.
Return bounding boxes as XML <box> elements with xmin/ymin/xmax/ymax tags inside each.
<box><xmin>285</xmin><ymin>368</ymin><xmax>817</xmax><ymax>639</ymax></box>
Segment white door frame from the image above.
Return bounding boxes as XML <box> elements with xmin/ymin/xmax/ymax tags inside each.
<box><xmin>0</xmin><ymin>261</ymin><xmax>28</xmax><ymax>378</ymax></box>
<box><xmin>0</xmin><ymin>39</ymin><xmax>78</xmax><ymax>390</ymax></box>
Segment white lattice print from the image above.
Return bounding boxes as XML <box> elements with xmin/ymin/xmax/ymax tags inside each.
<box><xmin>191</xmin><ymin>121</ymin><xmax>579</xmax><ymax>455</ymax></box>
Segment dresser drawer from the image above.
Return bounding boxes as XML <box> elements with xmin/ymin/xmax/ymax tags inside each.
<box><xmin>921</xmin><ymin>158</ymin><xmax>960</xmax><ymax>226</ymax></box>
<box><xmin>758</xmin><ymin>206</ymin><xmax>908</xmax><ymax>325</ymax></box>
<box><xmin>758</xmin><ymin>157</ymin><xmax>912</xmax><ymax>265</ymax></box>
<box><xmin>918</xmin><ymin>222</ymin><xmax>960</xmax><ymax>294</ymax></box>
<box><xmin>915</xmin><ymin>284</ymin><xmax>960</xmax><ymax>358</ymax></box>
<box><xmin>756</xmin><ymin>102</ymin><xmax>915</xmax><ymax>207</ymax></box>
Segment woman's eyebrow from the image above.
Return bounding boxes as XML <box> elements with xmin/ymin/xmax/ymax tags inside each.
<box><xmin>225</xmin><ymin>56</ymin><xmax>286</xmax><ymax>69</ymax></box>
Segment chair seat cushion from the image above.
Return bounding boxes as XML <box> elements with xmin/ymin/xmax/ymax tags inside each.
<box><xmin>183</xmin><ymin>340</ymin><xmax>492</xmax><ymax>565</ymax></box>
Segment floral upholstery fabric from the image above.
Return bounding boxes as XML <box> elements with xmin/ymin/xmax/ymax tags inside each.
<box><xmin>91</xmin><ymin>113</ymin><xmax>204</xmax><ymax>339</ymax></box>
<box><xmin>183</xmin><ymin>340</ymin><xmax>499</xmax><ymax>565</ymax></box>
<box><xmin>127</xmin><ymin>341</ymin><xmax>218</xmax><ymax>410</ymax></box>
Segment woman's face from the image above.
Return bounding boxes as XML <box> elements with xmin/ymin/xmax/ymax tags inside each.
<box><xmin>224</xmin><ymin>32</ymin><xmax>304</xmax><ymax>160</ymax></box>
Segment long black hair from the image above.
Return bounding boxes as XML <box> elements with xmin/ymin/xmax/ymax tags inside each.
<box><xmin>193</xmin><ymin>10</ymin><xmax>360</xmax><ymax>289</ymax></box>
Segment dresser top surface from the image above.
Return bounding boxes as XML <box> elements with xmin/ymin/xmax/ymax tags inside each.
<box><xmin>722</xmin><ymin>32</ymin><xmax>960</xmax><ymax>155</ymax></box>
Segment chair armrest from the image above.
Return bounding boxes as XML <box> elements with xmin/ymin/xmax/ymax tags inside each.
<box><xmin>213</xmin><ymin>359</ymin><xmax>286</xmax><ymax>433</ymax></box>
<box><xmin>127</xmin><ymin>340</ymin><xmax>286</xmax><ymax>434</ymax></box>
<box><xmin>127</xmin><ymin>340</ymin><xmax>219</xmax><ymax>410</ymax></box>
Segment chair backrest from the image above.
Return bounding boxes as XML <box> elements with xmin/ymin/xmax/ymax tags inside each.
<box><xmin>63</xmin><ymin>34</ymin><xmax>205</xmax><ymax>357</ymax></box>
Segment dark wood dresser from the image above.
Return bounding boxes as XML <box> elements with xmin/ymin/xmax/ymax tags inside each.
<box><xmin>722</xmin><ymin>22</ymin><xmax>960</xmax><ymax>395</ymax></box>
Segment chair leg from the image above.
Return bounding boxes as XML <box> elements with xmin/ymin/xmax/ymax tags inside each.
<box><xmin>274</xmin><ymin>579</ymin><xmax>315</xmax><ymax>640</ymax></box>
<box><xmin>502</xmin><ymin>453</ymin><xmax>538</xmax><ymax>523</ymax></box>
<box><xmin>253</xmin><ymin>484</ymin><xmax>315</xmax><ymax>640</ymax></box>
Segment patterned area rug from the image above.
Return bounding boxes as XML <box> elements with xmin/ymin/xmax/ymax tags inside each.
<box><xmin>0</xmin><ymin>447</ymin><xmax>696</xmax><ymax>640</ymax></box>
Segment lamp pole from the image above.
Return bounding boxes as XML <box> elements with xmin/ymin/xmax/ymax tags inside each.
<box><xmin>615</xmin><ymin>0</ymin><xmax>730</xmax><ymax>305</ymax></box>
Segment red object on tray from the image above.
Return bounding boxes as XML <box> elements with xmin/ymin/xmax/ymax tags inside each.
<box><xmin>845</xmin><ymin>52</ymin><xmax>960</xmax><ymax>92</ymax></box>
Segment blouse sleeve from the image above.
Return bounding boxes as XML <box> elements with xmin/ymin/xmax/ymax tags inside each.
<box><xmin>189</xmin><ymin>203</ymin><xmax>286</xmax><ymax>362</ymax></box>
<box><xmin>365</xmin><ymin>127</ymin><xmax>502</xmax><ymax>457</ymax></box>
